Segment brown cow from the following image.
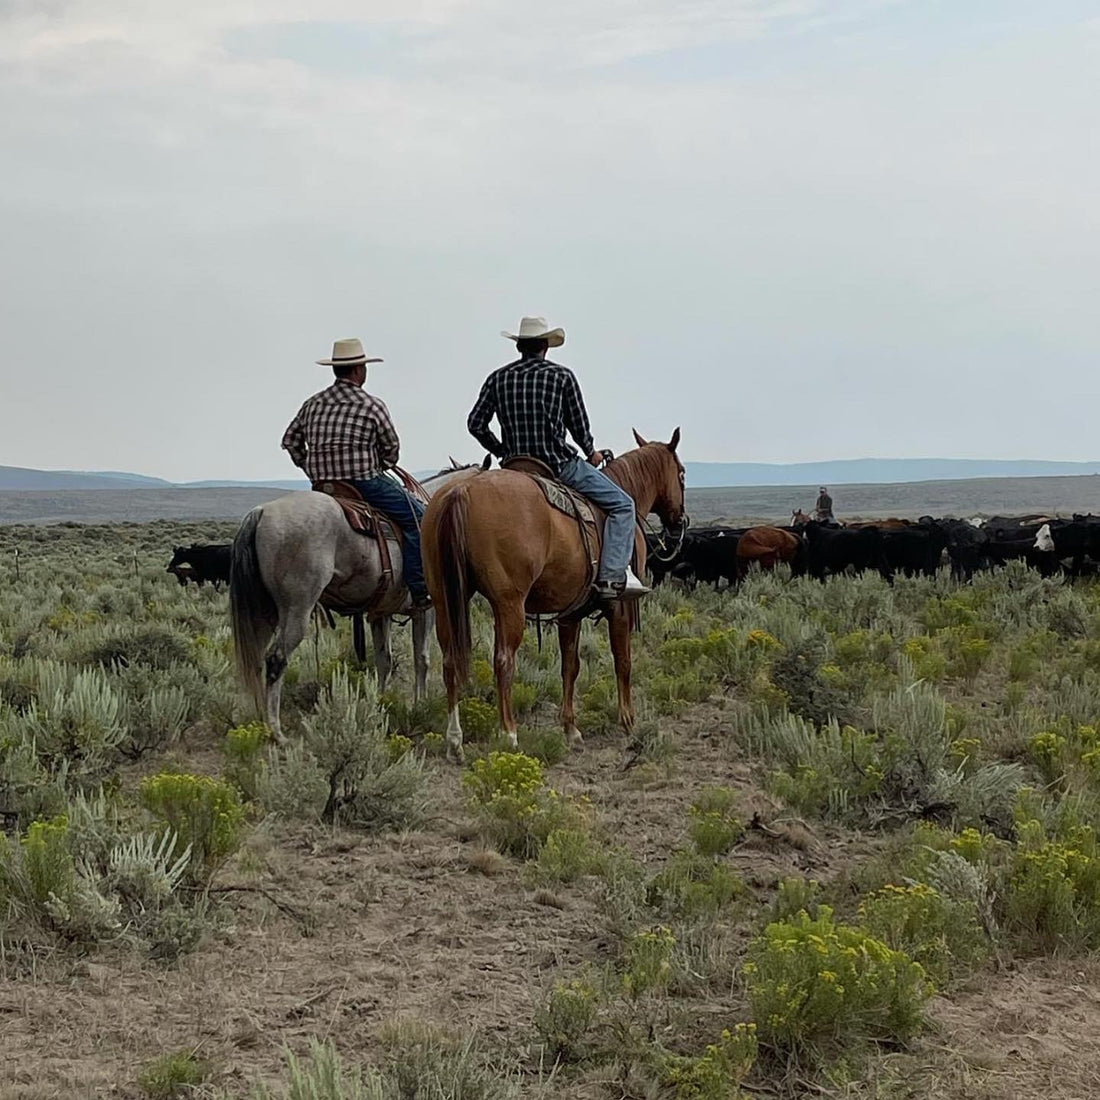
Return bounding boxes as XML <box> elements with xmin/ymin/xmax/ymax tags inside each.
<box><xmin>845</xmin><ymin>518</ymin><xmax>912</xmax><ymax>530</ymax></box>
<box><xmin>736</xmin><ymin>526</ymin><xmax>804</xmax><ymax>579</ymax></box>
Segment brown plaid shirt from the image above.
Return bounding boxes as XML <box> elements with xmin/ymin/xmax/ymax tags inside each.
<box><xmin>281</xmin><ymin>380</ymin><xmax>400</xmax><ymax>482</ymax></box>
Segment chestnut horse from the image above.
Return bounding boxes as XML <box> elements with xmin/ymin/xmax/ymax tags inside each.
<box><xmin>736</xmin><ymin>526</ymin><xmax>805</xmax><ymax>579</ymax></box>
<box><xmin>422</xmin><ymin>430</ymin><xmax>687</xmax><ymax>760</ymax></box>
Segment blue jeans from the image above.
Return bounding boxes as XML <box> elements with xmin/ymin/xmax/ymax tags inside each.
<box><xmin>351</xmin><ymin>474</ymin><xmax>427</xmax><ymax>599</ymax></box>
<box><xmin>558</xmin><ymin>457</ymin><xmax>636</xmax><ymax>584</ymax></box>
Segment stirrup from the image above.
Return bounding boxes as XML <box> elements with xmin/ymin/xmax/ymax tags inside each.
<box><xmin>594</xmin><ymin>568</ymin><xmax>650</xmax><ymax>603</ymax></box>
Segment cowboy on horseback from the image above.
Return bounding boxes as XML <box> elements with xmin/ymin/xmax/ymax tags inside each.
<box><xmin>466</xmin><ymin>317</ymin><xmax>648</xmax><ymax>602</ymax></box>
<box><xmin>815</xmin><ymin>486</ymin><xmax>835</xmax><ymax>524</ymax></box>
<box><xmin>281</xmin><ymin>337</ymin><xmax>431</xmax><ymax>610</ymax></box>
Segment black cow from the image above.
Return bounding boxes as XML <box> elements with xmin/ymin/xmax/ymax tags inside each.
<box><xmin>919</xmin><ymin>517</ymin><xmax>989</xmax><ymax>581</ymax></box>
<box><xmin>802</xmin><ymin>521</ymin><xmax>892</xmax><ymax>582</ymax></box>
<box><xmin>1034</xmin><ymin>518</ymin><xmax>1100</xmax><ymax>576</ymax></box>
<box><xmin>166</xmin><ymin>544</ymin><xmax>232</xmax><ymax>590</ymax></box>
<box><xmin>645</xmin><ymin>527</ymin><xmax>745</xmax><ymax>589</ymax></box>
<box><xmin>881</xmin><ymin>524</ymin><xmax>949</xmax><ymax>578</ymax></box>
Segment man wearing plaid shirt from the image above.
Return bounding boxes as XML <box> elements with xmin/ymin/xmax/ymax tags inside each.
<box><xmin>282</xmin><ymin>337</ymin><xmax>431</xmax><ymax>609</ymax></box>
<box><xmin>468</xmin><ymin>316</ymin><xmax>648</xmax><ymax>601</ymax></box>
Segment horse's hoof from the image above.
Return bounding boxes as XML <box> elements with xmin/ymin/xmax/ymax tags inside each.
<box><xmin>445</xmin><ymin>744</ymin><xmax>465</xmax><ymax>765</ymax></box>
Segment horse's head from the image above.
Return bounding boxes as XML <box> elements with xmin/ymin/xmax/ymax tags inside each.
<box><xmin>630</xmin><ymin>427</ymin><xmax>687</xmax><ymax>537</ymax></box>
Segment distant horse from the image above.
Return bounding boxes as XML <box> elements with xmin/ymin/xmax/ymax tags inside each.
<box><xmin>422</xmin><ymin>431</ymin><xmax>687</xmax><ymax>760</ymax></box>
<box><xmin>229</xmin><ymin>462</ymin><xmax>483</xmax><ymax>740</ymax></box>
<box><xmin>791</xmin><ymin>509</ymin><xmax>814</xmax><ymax>527</ymax></box>
<box><xmin>736</xmin><ymin>526</ymin><xmax>804</xmax><ymax>579</ymax></box>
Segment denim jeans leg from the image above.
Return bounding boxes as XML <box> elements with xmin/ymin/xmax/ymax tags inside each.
<box><xmin>351</xmin><ymin>475</ymin><xmax>428</xmax><ymax>597</ymax></box>
<box><xmin>557</xmin><ymin>458</ymin><xmax>636</xmax><ymax>584</ymax></box>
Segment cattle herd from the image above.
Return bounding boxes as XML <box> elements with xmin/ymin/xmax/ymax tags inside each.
<box><xmin>646</xmin><ymin>513</ymin><xmax>1100</xmax><ymax>589</ymax></box>
<box><xmin>165</xmin><ymin>513</ymin><xmax>1100</xmax><ymax>599</ymax></box>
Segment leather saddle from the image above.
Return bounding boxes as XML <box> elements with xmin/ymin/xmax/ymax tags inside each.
<box><xmin>311</xmin><ymin>479</ymin><xmax>391</xmax><ymax>537</ymax></box>
<box><xmin>311</xmin><ymin>480</ymin><xmax>402</xmax><ymax>620</ymax></box>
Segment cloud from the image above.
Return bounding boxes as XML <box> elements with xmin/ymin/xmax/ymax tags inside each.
<box><xmin>1</xmin><ymin>2</ymin><xmax>1098</xmax><ymax>479</ymax></box>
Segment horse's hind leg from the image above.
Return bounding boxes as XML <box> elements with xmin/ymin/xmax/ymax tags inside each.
<box><xmin>264</xmin><ymin>600</ymin><xmax>314</xmax><ymax>742</ymax></box>
<box><xmin>371</xmin><ymin>618</ymin><xmax>393</xmax><ymax>692</ymax></box>
<box><xmin>608</xmin><ymin>607</ymin><xmax>636</xmax><ymax>732</ymax></box>
<box><xmin>558</xmin><ymin>619</ymin><xmax>584</xmax><ymax>746</ymax></box>
<box><xmin>493</xmin><ymin>599</ymin><xmax>526</xmax><ymax>750</ymax></box>
<box><xmin>437</xmin><ymin>605</ymin><xmax>466</xmax><ymax>762</ymax></box>
<box><xmin>412</xmin><ymin>609</ymin><xmax>433</xmax><ymax>704</ymax></box>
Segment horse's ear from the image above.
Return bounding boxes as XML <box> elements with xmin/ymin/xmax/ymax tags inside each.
<box><xmin>481</xmin><ymin>453</ymin><xmax>493</xmax><ymax>470</ymax></box>
<box><xmin>667</xmin><ymin>427</ymin><xmax>681</xmax><ymax>453</ymax></box>
<box><xmin>632</xmin><ymin>428</ymin><xmax>649</xmax><ymax>448</ymax></box>
<box><xmin>449</xmin><ymin>455</ymin><xmax>459</xmax><ymax>469</ymax></box>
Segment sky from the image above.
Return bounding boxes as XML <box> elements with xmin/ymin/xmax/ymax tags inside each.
<box><xmin>1</xmin><ymin>1</ymin><xmax>1098</xmax><ymax>482</ymax></box>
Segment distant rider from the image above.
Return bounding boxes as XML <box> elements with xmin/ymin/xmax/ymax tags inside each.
<box><xmin>815</xmin><ymin>486</ymin><xmax>834</xmax><ymax>523</ymax></box>
<box><xmin>281</xmin><ymin>337</ymin><xmax>431</xmax><ymax>610</ymax></box>
<box><xmin>466</xmin><ymin>316</ymin><xmax>648</xmax><ymax>602</ymax></box>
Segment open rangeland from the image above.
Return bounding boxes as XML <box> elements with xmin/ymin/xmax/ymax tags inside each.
<box><xmin>4</xmin><ymin>521</ymin><xmax>1100</xmax><ymax>1099</ymax></box>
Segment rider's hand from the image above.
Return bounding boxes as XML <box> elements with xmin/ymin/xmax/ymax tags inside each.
<box><xmin>588</xmin><ymin>451</ymin><xmax>605</xmax><ymax>468</ymax></box>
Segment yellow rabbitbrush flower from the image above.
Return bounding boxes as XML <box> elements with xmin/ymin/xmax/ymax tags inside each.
<box><xmin>139</xmin><ymin>771</ymin><xmax>244</xmax><ymax>878</ymax></box>
<box><xmin>745</xmin><ymin>907</ymin><xmax>932</xmax><ymax>1050</ymax></box>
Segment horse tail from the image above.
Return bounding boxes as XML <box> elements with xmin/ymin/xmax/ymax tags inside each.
<box><xmin>428</xmin><ymin>485</ymin><xmax>473</xmax><ymax>687</ymax></box>
<box><xmin>230</xmin><ymin>507</ymin><xmax>275</xmax><ymax>710</ymax></box>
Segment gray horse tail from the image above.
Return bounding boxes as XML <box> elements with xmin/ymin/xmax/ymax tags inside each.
<box><xmin>427</xmin><ymin>485</ymin><xmax>472</xmax><ymax>687</ymax></box>
<box><xmin>230</xmin><ymin>507</ymin><xmax>275</xmax><ymax>710</ymax></box>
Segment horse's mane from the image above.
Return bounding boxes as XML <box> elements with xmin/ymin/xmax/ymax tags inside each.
<box><xmin>604</xmin><ymin>444</ymin><xmax>674</xmax><ymax>501</ymax></box>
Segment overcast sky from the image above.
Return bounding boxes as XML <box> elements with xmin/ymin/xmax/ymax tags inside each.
<box><xmin>1</xmin><ymin>1</ymin><xmax>1098</xmax><ymax>481</ymax></box>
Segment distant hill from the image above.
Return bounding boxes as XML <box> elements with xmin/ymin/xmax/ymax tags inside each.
<box><xmin>6</xmin><ymin>458</ymin><xmax>1100</xmax><ymax>493</ymax></box>
<box><xmin>0</xmin><ymin>466</ymin><xmax>171</xmax><ymax>491</ymax></box>
<box><xmin>683</xmin><ymin>458</ymin><xmax>1100</xmax><ymax>488</ymax></box>
<box><xmin>0</xmin><ymin>466</ymin><xmax>304</xmax><ymax>491</ymax></box>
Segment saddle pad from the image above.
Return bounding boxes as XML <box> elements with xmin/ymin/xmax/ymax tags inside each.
<box><xmin>530</xmin><ymin>475</ymin><xmax>596</xmax><ymax>526</ymax></box>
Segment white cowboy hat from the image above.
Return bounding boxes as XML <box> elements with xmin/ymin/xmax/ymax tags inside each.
<box><xmin>315</xmin><ymin>337</ymin><xmax>383</xmax><ymax>367</ymax></box>
<box><xmin>501</xmin><ymin>316</ymin><xmax>565</xmax><ymax>348</ymax></box>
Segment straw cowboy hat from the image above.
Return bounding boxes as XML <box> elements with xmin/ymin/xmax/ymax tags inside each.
<box><xmin>501</xmin><ymin>316</ymin><xmax>565</xmax><ymax>348</ymax></box>
<box><xmin>315</xmin><ymin>337</ymin><xmax>383</xmax><ymax>367</ymax></box>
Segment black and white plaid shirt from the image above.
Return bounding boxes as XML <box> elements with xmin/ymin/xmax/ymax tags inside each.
<box><xmin>281</xmin><ymin>380</ymin><xmax>400</xmax><ymax>482</ymax></box>
<box><xmin>467</xmin><ymin>358</ymin><xmax>595</xmax><ymax>475</ymax></box>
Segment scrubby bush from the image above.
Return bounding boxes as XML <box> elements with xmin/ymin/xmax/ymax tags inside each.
<box><xmin>256</xmin><ymin>741</ymin><xmax>328</xmax><ymax>821</ymax></box>
<box><xmin>688</xmin><ymin>788</ymin><xmax>743</xmax><ymax>856</ymax></box>
<box><xmin>1005</xmin><ymin>817</ymin><xmax>1100</xmax><ymax>953</ymax></box>
<box><xmin>303</xmin><ymin>670</ymin><xmax>427</xmax><ymax>830</ymax></box>
<box><xmin>137</xmin><ymin>1050</ymin><xmax>208</xmax><ymax>1098</ymax></box>
<box><xmin>463</xmin><ymin>751</ymin><xmax>581</xmax><ymax>859</ymax></box>
<box><xmin>744</xmin><ymin>907</ymin><xmax>932</xmax><ymax>1051</ymax></box>
<box><xmin>857</xmin><ymin>882</ymin><xmax>989</xmax><ymax>985</ymax></box>
<box><xmin>534</xmin><ymin>977</ymin><xmax>600</xmax><ymax>1062</ymax></box>
<box><xmin>139</xmin><ymin>772</ymin><xmax>245</xmax><ymax>877</ymax></box>
<box><xmin>646</xmin><ymin>850</ymin><xmax>744</xmax><ymax>920</ymax></box>
<box><xmin>224</xmin><ymin>721</ymin><xmax>270</xmax><ymax>800</ymax></box>
<box><xmin>459</xmin><ymin>697</ymin><xmax>499</xmax><ymax>741</ymax></box>
<box><xmin>83</xmin><ymin>624</ymin><xmax>192</xmax><ymax>671</ymax></box>
<box><xmin>623</xmin><ymin>925</ymin><xmax>677</xmax><ymax>998</ymax></box>
<box><xmin>661</xmin><ymin>1023</ymin><xmax>758</xmax><ymax>1100</ymax></box>
<box><xmin>529</xmin><ymin>828</ymin><xmax>604</xmax><ymax>885</ymax></box>
<box><xmin>769</xmin><ymin>876</ymin><xmax>822</xmax><ymax>922</ymax></box>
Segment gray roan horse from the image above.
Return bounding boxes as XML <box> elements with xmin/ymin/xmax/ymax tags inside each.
<box><xmin>229</xmin><ymin>461</ymin><xmax>485</xmax><ymax>739</ymax></box>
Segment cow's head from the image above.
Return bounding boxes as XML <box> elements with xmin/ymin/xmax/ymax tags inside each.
<box><xmin>1034</xmin><ymin>524</ymin><xmax>1055</xmax><ymax>553</ymax></box>
<box><xmin>166</xmin><ymin>545</ymin><xmax>191</xmax><ymax>572</ymax></box>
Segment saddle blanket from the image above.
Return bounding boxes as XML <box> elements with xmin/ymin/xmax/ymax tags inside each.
<box><xmin>529</xmin><ymin>475</ymin><xmax>597</xmax><ymax>527</ymax></box>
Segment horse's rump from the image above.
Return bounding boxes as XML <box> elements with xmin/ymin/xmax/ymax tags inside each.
<box><xmin>736</xmin><ymin>526</ymin><xmax>801</xmax><ymax>574</ymax></box>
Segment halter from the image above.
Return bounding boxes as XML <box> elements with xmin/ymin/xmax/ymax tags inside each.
<box><xmin>643</xmin><ymin>512</ymin><xmax>690</xmax><ymax>563</ymax></box>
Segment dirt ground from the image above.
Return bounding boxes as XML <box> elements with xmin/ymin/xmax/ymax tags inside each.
<box><xmin>4</xmin><ymin>706</ymin><xmax>1100</xmax><ymax>1100</ymax></box>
